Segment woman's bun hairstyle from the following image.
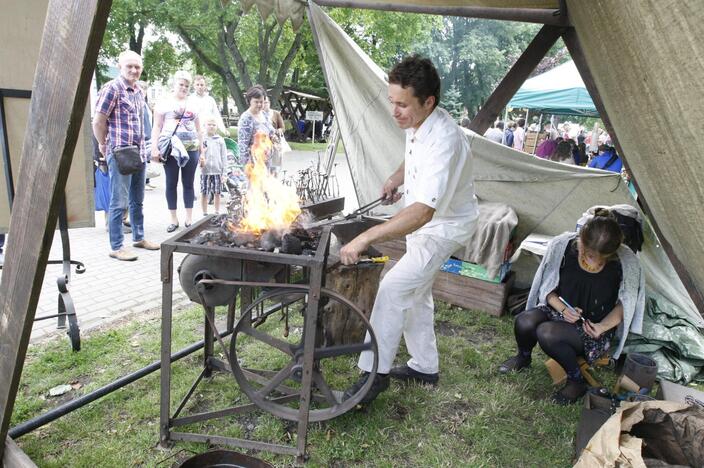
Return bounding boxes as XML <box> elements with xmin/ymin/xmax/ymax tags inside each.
<box><xmin>580</xmin><ymin>209</ymin><xmax>623</xmax><ymax>258</ymax></box>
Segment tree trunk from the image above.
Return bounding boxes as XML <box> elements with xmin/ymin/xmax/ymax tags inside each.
<box><xmin>322</xmin><ymin>263</ymin><xmax>383</xmax><ymax>346</ymax></box>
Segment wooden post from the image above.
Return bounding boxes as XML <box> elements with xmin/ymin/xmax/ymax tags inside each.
<box><xmin>0</xmin><ymin>0</ymin><xmax>112</xmax><ymax>459</ymax></box>
<box><xmin>3</xmin><ymin>436</ymin><xmax>37</xmax><ymax>467</ymax></box>
<box><xmin>469</xmin><ymin>25</ymin><xmax>565</xmax><ymax>135</ymax></box>
<box><xmin>562</xmin><ymin>27</ymin><xmax>704</xmax><ymax>316</ymax></box>
<box><xmin>322</xmin><ymin>263</ymin><xmax>383</xmax><ymax>345</ymax></box>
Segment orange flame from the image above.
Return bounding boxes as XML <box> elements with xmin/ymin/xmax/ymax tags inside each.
<box><xmin>236</xmin><ymin>131</ymin><xmax>301</xmax><ymax>235</ymax></box>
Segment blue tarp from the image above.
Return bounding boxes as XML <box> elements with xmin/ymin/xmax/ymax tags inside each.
<box><xmin>508</xmin><ymin>60</ymin><xmax>599</xmax><ymax>117</ymax></box>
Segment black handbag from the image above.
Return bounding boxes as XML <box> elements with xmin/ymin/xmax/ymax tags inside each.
<box><xmin>160</xmin><ymin>107</ymin><xmax>187</xmax><ymax>163</ymax></box>
<box><xmin>113</xmin><ymin>145</ymin><xmax>143</xmax><ymax>175</ymax></box>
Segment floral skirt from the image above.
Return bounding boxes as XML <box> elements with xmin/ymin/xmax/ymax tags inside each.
<box><xmin>538</xmin><ymin>304</ymin><xmax>614</xmax><ymax>364</ymax></box>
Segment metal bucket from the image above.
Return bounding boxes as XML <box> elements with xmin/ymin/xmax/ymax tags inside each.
<box><xmin>623</xmin><ymin>353</ymin><xmax>658</xmax><ymax>390</ymax></box>
<box><xmin>178</xmin><ymin>450</ymin><xmax>273</xmax><ymax>468</ymax></box>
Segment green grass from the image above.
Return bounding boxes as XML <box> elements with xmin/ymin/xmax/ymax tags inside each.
<box><xmin>289</xmin><ymin>141</ymin><xmax>344</xmax><ymax>153</ymax></box>
<box><xmin>13</xmin><ymin>303</ymin><xmax>628</xmax><ymax>467</ymax></box>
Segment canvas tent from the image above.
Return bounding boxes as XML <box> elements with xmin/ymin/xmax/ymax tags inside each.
<box><xmin>508</xmin><ymin>60</ymin><xmax>598</xmax><ymax>116</ymax></box>
<box><xmin>238</xmin><ymin>1</ymin><xmax>704</xmax><ymax>318</ymax></box>
<box><xmin>306</xmin><ymin>3</ymin><xmax>704</xmax><ymax>381</ymax></box>
<box><xmin>3</xmin><ymin>0</ymin><xmax>704</xmax><ymax>461</ymax></box>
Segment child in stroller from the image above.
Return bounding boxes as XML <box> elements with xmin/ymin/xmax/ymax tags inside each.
<box><xmin>224</xmin><ymin>137</ymin><xmax>246</xmax><ymax>199</ymax></box>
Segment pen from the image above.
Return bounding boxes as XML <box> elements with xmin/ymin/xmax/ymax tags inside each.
<box><xmin>558</xmin><ymin>296</ymin><xmax>584</xmax><ymax>324</ymax></box>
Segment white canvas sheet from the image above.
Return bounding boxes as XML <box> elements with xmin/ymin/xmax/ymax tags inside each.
<box><xmin>308</xmin><ymin>3</ymin><xmax>703</xmax><ymax>327</ymax></box>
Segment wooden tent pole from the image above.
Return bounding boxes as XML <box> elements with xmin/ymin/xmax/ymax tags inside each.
<box><xmin>469</xmin><ymin>25</ymin><xmax>565</xmax><ymax>135</ymax></box>
<box><xmin>562</xmin><ymin>27</ymin><xmax>704</xmax><ymax>317</ymax></box>
<box><xmin>0</xmin><ymin>0</ymin><xmax>112</xmax><ymax>459</ymax></box>
<box><xmin>313</xmin><ymin>1</ymin><xmax>569</xmax><ymax>26</ymax></box>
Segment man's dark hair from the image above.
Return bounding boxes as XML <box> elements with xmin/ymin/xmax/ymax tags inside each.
<box><xmin>517</xmin><ymin>118</ymin><xmax>526</xmax><ymax>127</ymax></box>
<box><xmin>388</xmin><ymin>55</ymin><xmax>441</xmax><ymax>108</ymax></box>
<box><xmin>496</xmin><ymin>121</ymin><xmax>505</xmax><ymax>130</ymax></box>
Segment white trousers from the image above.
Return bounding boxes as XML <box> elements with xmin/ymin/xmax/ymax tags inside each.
<box><xmin>358</xmin><ymin>234</ymin><xmax>462</xmax><ymax>374</ymax></box>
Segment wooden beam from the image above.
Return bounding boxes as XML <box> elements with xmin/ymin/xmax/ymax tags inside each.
<box><xmin>3</xmin><ymin>436</ymin><xmax>37</xmax><ymax>467</ymax></box>
<box><xmin>562</xmin><ymin>27</ymin><xmax>704</xmax><ymax>317</ymax></box>
<box><xmin>0</xmin><ymin>0</ymin><xmax>112</xmax><ymax>459</ymax></box>
<box><xmin>469</xmin><ymin>25</ymin><xmax>564</xmax><ymax>135</ymax></box>
<box><xmin>4</xmin><ymin>437</ymin><xmax>36</xmax><ymax>467</ymax></box>
<box><xmin>313</xmin><ymin>1</ymin><xmax>570</xmax><ymax>26</ymax></box>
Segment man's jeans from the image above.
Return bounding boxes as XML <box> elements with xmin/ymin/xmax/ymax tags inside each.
<box><xmin>108</xmin><ymin>156</ymin><xmax>146</xmax><ymax>251</ymax></box>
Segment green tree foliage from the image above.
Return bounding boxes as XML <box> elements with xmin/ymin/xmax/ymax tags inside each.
<box><xmin>440</xmin><ymin>84</ymin><xmax>464</xmax><ymax>121</ymax></box>
<box><xmin>100</xmin><ymin>1</ymin><xmax>562</xmax><ymax>121</ymax></box>
<box><xmin>289</xmin><ymin>9</ymin><xmax>437</xmax><ymax>95</ymax></box>
<box><xmin>148</xmin><ymin>0</ymin><xmax>303</xmax><ymax>112</ymax></box>
<box><xmin>99</xmin><ymin>0</ymin><xmax>185</xmax><ymax>85</ymax></box>
<box><xmin>416</xmin><ymin>18</ymin><xmax>544</xmax><ymax>117</ymax></box>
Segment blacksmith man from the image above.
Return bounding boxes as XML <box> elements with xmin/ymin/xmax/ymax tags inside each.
<box><xmin>340</xmin><ymin>56</ymin><xmax>479</xmax><ymax>404</ymax></box>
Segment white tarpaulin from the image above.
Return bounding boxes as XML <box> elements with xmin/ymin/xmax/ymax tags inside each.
<box><xmin>307</xmin><ymin>2</ymin><xmax>703</xmax><ymax>328</ymax></box>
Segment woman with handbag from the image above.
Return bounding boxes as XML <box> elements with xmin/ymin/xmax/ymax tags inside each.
<box><xmin>151</xmin><ymin>70</ymin><xmax>203</xmax><ymax>232</ymax></box>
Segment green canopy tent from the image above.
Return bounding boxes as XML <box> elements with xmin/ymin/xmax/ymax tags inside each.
<box><xmin>508</xmin><ymin>60</ymin><xmax>598</xmax><ymax>116</ymax></box>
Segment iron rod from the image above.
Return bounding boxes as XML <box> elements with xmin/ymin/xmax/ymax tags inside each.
<box><xmin>9</xmin><ymin>331</ymin><xmax>231</xmax><ymax>439</ymax></box>
<box><xmin>11</xmin><ymin>297</ymin><xmax>296</xmax><ymax>439</ymax></box>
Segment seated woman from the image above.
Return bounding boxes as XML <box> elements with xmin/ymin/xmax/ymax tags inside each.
<box><xmin>498</xmin><ymin>209</ymin><xmax>644</xmax><ymax>404</ymax></box>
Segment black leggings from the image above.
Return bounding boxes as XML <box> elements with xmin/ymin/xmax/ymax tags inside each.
<box><xmin>515</xmin><ymin>307</ymin><xmax>585</xmax><ymax>375</ymax></box>
<box><xmin>164</xmin><ymin>150</ymin><xmax>199</xmax><ymax>210</ymax></box>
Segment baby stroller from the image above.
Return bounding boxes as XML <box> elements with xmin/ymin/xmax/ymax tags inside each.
<box><xmin>224</xmin><ymin>137</ymin><xmax>246</xmax><ymax>200</ymax></box>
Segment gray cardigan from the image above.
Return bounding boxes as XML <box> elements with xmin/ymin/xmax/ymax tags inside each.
<box><xmin>526</xmin><ymin>232</ymin><xmax>645</xmax><ymax>359</ymax></box>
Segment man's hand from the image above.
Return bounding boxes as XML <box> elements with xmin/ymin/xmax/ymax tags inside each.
<box><xmin>381</xmin><ymin>179</ymin><xmax>401</xmax><ymax>205</ymax></box>
<box><xmin>98</xmin><ymin>143</ymin><xmax>107</xmax><ymax>156</ymax></box>
<box><xmin>340</xmin><ymin>236</ymin><xmax>370</xmax><ymax>265</ymax></box>
<box><xmin>562</xmin><ymin>306</ymin><xmax>583</xmax><ymax>324</ymax></box>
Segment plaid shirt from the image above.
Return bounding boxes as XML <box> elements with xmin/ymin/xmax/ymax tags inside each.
<box><xmin>95</xmin><ymin>76</ymin><xmax>147</xmax><ymax>162</ymax></box>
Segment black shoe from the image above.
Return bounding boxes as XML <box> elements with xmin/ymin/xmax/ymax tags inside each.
<box><xmin>498</xmin><ymin>354</ymin><xmax>531</xmax><ymax>374</ymax></box>
<box><xmin>343</xmin><ymin>372</ymin><xmax>389</xmax><ymax>405</ymax></box>
<box><xmin>551</xmin><ymin>379</ymin><xmax>588</xmax><ymax>405</ymax></box>
<box><xmin>166</xmin><ymin>223</ymin><xmax>179</xmax><ymax>233</ymax></box>
<box><xmin>389</xmin><ymin>365</ymin><xmax>439</xmax><ymax>385</ymax></box>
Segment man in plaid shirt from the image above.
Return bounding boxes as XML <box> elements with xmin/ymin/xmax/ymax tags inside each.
<box><xmin>92</xmin><ymin>50</ymin><xmax>159</xmax><ymax>261</ymax></box>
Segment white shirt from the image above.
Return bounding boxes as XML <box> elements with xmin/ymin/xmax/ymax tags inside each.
<box><xmin>483</xmin><ymin>127</ymin><xmax>503</xmax><ymax>144</ymax></box>
<box><xmin>189</xmin><ymin>93</ymin><xmax>226</xmax><ymax>133</ymax></box>
<box><xmin>513</xmin><ymin>126</ymin><xmax>525</xmax><ymax>151</ymax></box>
<box><xmin>404</xmin><ymin>107</ymin><xmax>479</xmax><ymax>245</ymax></box>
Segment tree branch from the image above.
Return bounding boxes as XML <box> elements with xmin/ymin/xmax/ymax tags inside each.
<box><xmin>223</xmin><ymin>17</ymin><xmax>252</xmax><ymax>89</ymax></box>
<box><xmin>216</xmin><ymin>19</ymin><xmax>246</xmax><ymax>112</ymax></box>
<box><xmin>175</xmin><ymin>24</ymin><xmax>227</xmax><ymax>76</ymax></box>
<box><xmin>272</xmin><ymin>31</ymin><xmax>303</xmax><ymax>103</ymax></box>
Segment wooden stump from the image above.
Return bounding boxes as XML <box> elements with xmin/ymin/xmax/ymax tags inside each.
<box><xmin>322</xmin><ymin>262</ymin><xmax>384</xmax><ymax>345</ymax></box>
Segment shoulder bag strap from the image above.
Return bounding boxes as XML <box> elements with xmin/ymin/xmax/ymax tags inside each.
<box><xmin>169</xmin><ymin>106</ymin><xmax>187</xmax><ymax>138</ymax></box>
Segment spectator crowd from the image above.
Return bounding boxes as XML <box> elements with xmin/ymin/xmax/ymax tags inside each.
<box><xmin>92</xmin><ymin>50</ymin><xmax>287</xmax><ymax>261</ymax></box>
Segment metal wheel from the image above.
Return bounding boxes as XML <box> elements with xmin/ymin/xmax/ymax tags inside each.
<box><xmin>228</xmin><ymin>286</ymin><xmax>378</xmax><ymax>422</ymax></box>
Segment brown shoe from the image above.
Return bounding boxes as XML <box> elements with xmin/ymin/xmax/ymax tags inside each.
<box><xmin>109</xmin><ymin>248</ymin><xmax>138</xmax><ymax>261</ymax></box>
<box><xmin>133</xmin><ymin>239</ymin><xmax>160</xmax><ymax>250</ymax></box>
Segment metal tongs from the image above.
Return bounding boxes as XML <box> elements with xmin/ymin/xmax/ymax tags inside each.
<box><xmin>305</xmin><ymin>195</ymin><xmax>387</xmax><ymax>228</ymax></box>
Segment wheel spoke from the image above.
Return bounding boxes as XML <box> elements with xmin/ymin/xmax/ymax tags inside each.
<box><xmin>239</xmin><ymin>324</ymin><xmax>294</xmax><ymax>356</ymax></box>
<box><xmin>256</xmin><ymin>361</ymin><xmax>296</xmax><ymax>398</ymax></box>
<box><xmin>314</xmin><ymin>341</ymin><xmax>372</xmax><ymax>359</ymax></box>
<box><xmin>312</xmin><ymin>370</ymin><xmax>339</xmax><ymax>406</ymax></box>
